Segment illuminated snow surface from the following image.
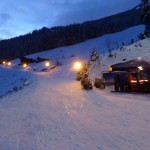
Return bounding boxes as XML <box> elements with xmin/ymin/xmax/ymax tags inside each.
<box><xmin>0</xmin><ymin>25</ymin><xmax>150</xmax><ymax>150</ymax></box>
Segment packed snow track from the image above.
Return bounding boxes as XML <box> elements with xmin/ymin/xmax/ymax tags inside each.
<box><xmin>0</xmin><ymin>66</ymin><xmax>150</xmax><ymax>150</ymax></box>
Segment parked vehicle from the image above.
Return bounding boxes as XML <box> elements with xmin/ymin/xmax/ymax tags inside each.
<box><xmin>76</xmin><ymin>71</ymin><xmax>82</xmax><ymax>81</ymax></box>
<box><xmin>103</xmin><ymin>70</ymin><xmax>150</xmax><ymax>93</ymax></box>
<box><xmin>102</xmin><ymin>71</ymin><xmax>128</xmax><ymax>86</ymax></box>
<box><xmin>94</xmin><ymin>78</ymin><xmax>105</xmax><ymax>89</ymax></box>
<box><xmin>81</xmin><ymin>76</ymin><xmax>93</xmax><ymax>90</ymax></box>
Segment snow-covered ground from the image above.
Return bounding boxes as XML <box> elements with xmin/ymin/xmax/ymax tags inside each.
<box><xmin>0</xmin><ymin>25</ymin><xmax>150</xmax><ymax>150</ymax></box>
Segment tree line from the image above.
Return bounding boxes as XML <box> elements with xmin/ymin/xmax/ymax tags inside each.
<box><xmin>141</xmin><ymin>0</ymin><xmax>150</xmax><ymax>37</ymax></box>
<box><xmin>0</xmin><ymin>8</ymin><xmax>143</xmax><ymax>61</ymax></box>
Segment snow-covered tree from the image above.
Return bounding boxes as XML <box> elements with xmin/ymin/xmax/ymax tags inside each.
<box><xmin>88</xmin><ymin>48</ymin><xmax>102</xmax><ymax>80</ymax></box>
<box><xmin>141</xmin><ymin>0</ymin><xmax>150</xmax><ymax>37</ymax></box>
<box><xmin>88</xmin><ymin>48</ymin><xmax>99</xmax><ymax>63</ymax></box>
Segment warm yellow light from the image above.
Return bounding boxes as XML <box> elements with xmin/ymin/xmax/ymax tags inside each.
<box><xmin>73</xmin><ymin>62</ymin><xmax>82</xmax><ymax>70</ymax></box>
<box><xmin>2</xmin><ymin>61</ymin><xmax>6</xmax><ymax>64</ymax></box>
<box><xmin>23</xmin><ymin>64</ymin><xmax>27</xmax><ymax>68</ymax></box>
<box><xmin>139</xmin><ymin>79</ymin><xmax>148</xmax><ymax>82</ymax></box>
<box><xmin>109</xmin><ymin>66</ymin><xmax>112</xmax><ymax>71</ymax></box>
<box><xmin>131</xmin><ymin>80</ymin><xmax>137</xmax><ymax>83</ymax></box>
<box><xmin>138</xmin><ymin>66</ymin><xmax>143</xmax><ymax>70</ymax></box>
<box><xmin>45</xmin><ymin>62</ymin><xmax>50</xmax><ymax>67</ymax></box>
<box><xmin>7</xmin><ymin>62</ymin><xmax>11</xmax><ymax>66</ymax></box>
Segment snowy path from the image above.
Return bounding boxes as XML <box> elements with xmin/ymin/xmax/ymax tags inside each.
<box><xmin>0</xmin><ymin>67</ymin><xmax>150</xmax><ymax>150</ymax></box>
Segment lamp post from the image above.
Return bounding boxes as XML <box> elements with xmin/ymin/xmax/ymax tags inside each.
<box><xmin>73</xmin><ymin>61</ymin><xmax>82</xmax><ymax>71</ymax></box>
<box><xmin>22</xmin><ymin>63</ymin><xmax>28</xmax><ymax>68</ymax></box>
<box><xmin>7</xmin><ymin>62</ymin><xmax>11</xmax><ymax>66</ymax></box>
<box><xmin>45</xmin><ymin>62</ymin><xmax>50</xmax><ymax>67</ymax></box>
<box><xmin>2</xmin><ymin>61</ymin><xmax>6</xmax><ymax>65</ymax></box>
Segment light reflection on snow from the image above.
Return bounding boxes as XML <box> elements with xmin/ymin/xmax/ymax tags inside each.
<box><xmin>60</xmin><ymin>83</ymin><xmax>86</xmax><ymax>118</ymax></box>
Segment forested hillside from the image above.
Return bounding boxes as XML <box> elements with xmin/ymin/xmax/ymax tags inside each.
<box><xmin>0</xmin><ymin>8</ymin><xmax>143</xmax><ymax>61</ymax></box>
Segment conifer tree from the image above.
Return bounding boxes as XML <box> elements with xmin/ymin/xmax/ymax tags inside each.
<box><xmin>88</xmin><ymin>48</ymin><xmax>99</xmax><ymax>65</ymax></box>
<box><xmin>88</xmin><ymin>48</ymin><xmax>102</xmax><ymax>80</ymax></box>
<box><xmin>141</xmin><ymin>0</ymin><xmax>150</xmax><ymax>37</ymax></box>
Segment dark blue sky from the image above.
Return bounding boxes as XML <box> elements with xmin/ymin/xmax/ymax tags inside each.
<box><xmin>0</xmin><ymin>0</ymin><xmax>140</xmax><ymax>39</ymax></box>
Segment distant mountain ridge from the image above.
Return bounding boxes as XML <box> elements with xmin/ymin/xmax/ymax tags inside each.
<box><xmin>0</xmin><ymin>7</ymin><xmax>143</xmax><ymax>61</ymax></box>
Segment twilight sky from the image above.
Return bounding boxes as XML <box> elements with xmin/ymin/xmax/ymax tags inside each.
<box><xmin>0</xmin><ymin>0</ymin><xmax>140</xmax><ymax>39</ymax></box>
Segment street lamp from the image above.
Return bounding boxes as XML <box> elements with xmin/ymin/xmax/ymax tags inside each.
<box><xmin>22</xmin><ymin>63</ymin><xmax>28</xmax><ymax>68</ymax></box>
<box><xmin>45</xmin><ymin>62</ymin><xmax>50</xmax><ymax>67</ymax></box>
<box><xmin>138</xmin><ymin>66</ymin><xmax>143</xmax><ymax>71</ymax></box>
<box><xmin>2</xmin><ymin>61</ymin><xmax>6</xmax><ymax>65</ymax></box>
<box><xmin>7</xmin><ymin>62</ymin><xmax>11</xmax><ymax>66</ymax></box>
<box><xmin>73</xmin><ymin>61</ymin><xmax>82</xmax><ymax>71</ymax></box>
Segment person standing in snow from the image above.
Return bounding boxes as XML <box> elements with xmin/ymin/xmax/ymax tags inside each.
<box><xmin>114</xmin><ymin>73</ymin><xmax>120</xmax><ymax>91</ymax></box>
<box><xmin>119</xmin><ymin>73</ymin><xmax>126</xmax><ymax>92</ymax></box>
<box><xmin>126</xmin><ymin>73</ymin><xmax>132</xmax><ymax>92</ymax></box>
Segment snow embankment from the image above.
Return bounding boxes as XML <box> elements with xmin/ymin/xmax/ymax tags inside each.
<box><xmin>0</xmin><ymin>66</ymin><xmax>35</xmax><ymax>98</ymax></box>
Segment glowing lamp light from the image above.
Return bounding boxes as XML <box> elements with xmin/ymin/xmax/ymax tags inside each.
<box><xmin>23</xmin><ymin>64</ymin><xmax>27</xmax><ymax>68</ymax></box>
<box><xmin>7</xmin><ymin>62</ymin><xmax>11</xmax><ymax>66</ymax></box>
<box><xmin>139</xmin><ymin>79</ymin><xmax>148</xmax><ymax>83</ymax></box>
<box><xmin>131</xmin><ymin>80</ymin><xmax>137</xmax><ymax>83</ymax></box>
<box><xmin>45</xmin><ymin>62</ymin><xmax>50</xmax><ymax>67</ymax></box>
<box><xmin>2</xmin><ymin>61</ymin><xmax>6</xmax><ymax>64</ymax></box>
<box><xmin>138</xmin><ymin>66</ymin><xmax>143</xmax><ymax>70</ymax></box>
<box><xmin>73</xmin><ymin>62</ymin><xmax>82</xmax><ymax>70</ymax></box>
<box><xmin>109</xmin><ymin>66</ymin><xmax>112</xmax><ymax>71</ymax></box>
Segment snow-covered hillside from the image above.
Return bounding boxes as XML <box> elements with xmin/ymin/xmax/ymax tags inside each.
<box><xmin>0</xmin><ymin>25</ymin><xmax>150</xmax><ymax>150</ymax></box>
<box><xmin>11</xmin><ymin>25</ymin><xmax>150</xmax><ymax>78</ymax></box>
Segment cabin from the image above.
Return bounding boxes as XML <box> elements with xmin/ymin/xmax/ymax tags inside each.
<box><xmin>20</xmin><ymin>57</ymin><xmax>36</xmax><ymax>65</ymax></box>
<box><xmin>20</xmin><ymin>56</ymin><xmax>50</xmax><ymax>65</ymax></box>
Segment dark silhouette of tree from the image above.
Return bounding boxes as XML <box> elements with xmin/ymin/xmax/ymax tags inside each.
<box><xmin>141</xmin><ymin>0</ymin><xmax>150</xmax><ymax>36</ymax></box>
